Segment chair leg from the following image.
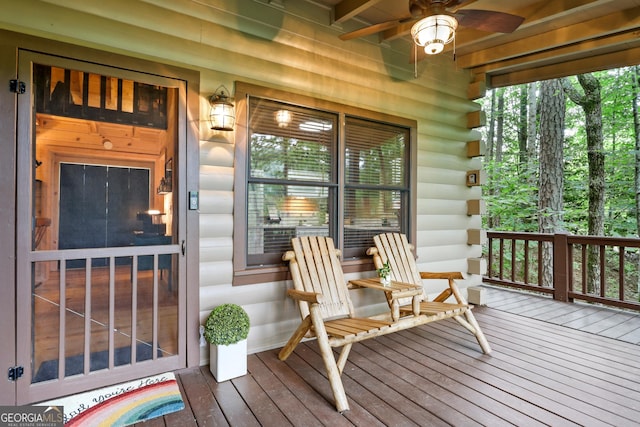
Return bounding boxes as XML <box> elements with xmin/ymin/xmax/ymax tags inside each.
<box><xmin>310</xmin><ymin>307</ymin><xmax>350</xmax><ymax>412</ymax></box>
<box><xmin>465</xmin><ymin>310</ymin><xmax>491</xmax><ymax>354</ymax></box>
<box><xmin>453</xmin><ymin>310</ymin><xmax>491</xmax><ymax>354</ymax></box>
<box><xmin>278</xmin><ymin>315</ymin><xmax>312</xmax><ymax>361</ymax></box>
<box><xmin>336</xmin><ymin>344</ymin><xmax>353</xmax><ymax>375</ymax></box>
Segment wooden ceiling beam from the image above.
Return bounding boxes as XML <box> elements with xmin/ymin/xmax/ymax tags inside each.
<box><xmin>456</xmin><ymin>6</ymin><xmax>640</xmax><ymax>69</ymax></box>
<box><xmin>470</xmin><ymin>29</ymin><xmax>640</xmax><ymax>78</ymax></box>
<box><xmin>489</xmin><ymin>44</ymin><xmax>640</xmax><ymax>88</ymax></box>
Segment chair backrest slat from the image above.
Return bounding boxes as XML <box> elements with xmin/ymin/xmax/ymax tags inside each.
<box><xmin>372</xmin><ymin>233</ymin><xmax>425</xmax><ymax>306</ymax></box>
<box><xmin>373</xmin><ymin>233</ymin><xmax>422</xmax><ymax>285</ymax></box>
<box><xmin>291</xmin><ymin>236</ymin><xmax>352</xmax><ymax>319</ymax></box>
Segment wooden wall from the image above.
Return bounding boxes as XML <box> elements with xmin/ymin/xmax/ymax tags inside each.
<box><xmin>0</xmin><ymin>0</ymin><xmax>483</xmax><ymax>362</ymax></box>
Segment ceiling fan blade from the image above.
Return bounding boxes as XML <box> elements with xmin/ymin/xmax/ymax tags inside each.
<box><xmin>339</xmin><ymin>20</ymin><xmax>402</xmax><ymax>41</ymax></box>
<box><xmin>454</xmin><ymin>9</ymin><xmax>525</xmax><ymax>33</ymax></box>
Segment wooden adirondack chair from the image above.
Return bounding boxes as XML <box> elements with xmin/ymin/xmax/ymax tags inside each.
<box><xmin>368</xmin><ymin>232</ymin><xmax>492</xmax><ymax>354</ymax></box>
<box><xmin>278</xmin><ymin>235</ymin><xmax>398</xmax><ymax>412</ymax></box>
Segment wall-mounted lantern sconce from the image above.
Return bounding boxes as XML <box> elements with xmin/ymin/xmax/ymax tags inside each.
<box><xmin>209</xmin><ymin>85</ymin><xmax>235</xmax><ymax>131</ymax></box>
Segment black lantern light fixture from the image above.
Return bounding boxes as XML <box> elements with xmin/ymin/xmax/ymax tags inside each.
<box><xmin>209</xmin><ymin>85</ymin><xmax>235</xmax><ymax>131</ymax></box>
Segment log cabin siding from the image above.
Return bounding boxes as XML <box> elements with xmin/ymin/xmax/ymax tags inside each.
<box><xmin>0</xmin><ymin>0</ymin><xmax>482</xmax><ymax>362</ymax></box>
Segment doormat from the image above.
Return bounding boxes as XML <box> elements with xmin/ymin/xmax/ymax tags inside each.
<box><xmin>40</xmin><ymin>372</ymin><xmax>184</xmax><ymax>426</ymax></box>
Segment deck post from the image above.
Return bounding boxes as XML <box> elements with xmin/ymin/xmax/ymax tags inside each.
<box><xmin>553</xmin><ymin>232</ymin><xmax>570</xmax><ymax>302</ymax></box>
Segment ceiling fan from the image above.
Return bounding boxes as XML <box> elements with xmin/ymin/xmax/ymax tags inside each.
<box><xmin>339</xmin><ymin>0</ymin><xmax>525</xmax><ymax>56</ymax></box>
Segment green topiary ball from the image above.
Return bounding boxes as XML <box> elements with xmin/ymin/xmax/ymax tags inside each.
<box><xmin>204</xmin><ymin>303</ymin><xmax>250</xmax><ymax>346</ymax></box>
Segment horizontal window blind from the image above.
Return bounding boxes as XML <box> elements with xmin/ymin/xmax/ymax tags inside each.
<box><xmin>247</xmin><ymin>98</ymin><xmax>336</xmax><ymax>265</ymax></box>
<box><xmin>343</xmin><ymin>117</ymin><xmax>408</xmax><ymax>255</ymax></box>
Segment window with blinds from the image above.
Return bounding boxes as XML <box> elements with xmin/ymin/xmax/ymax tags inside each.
<box><xmin>247</xmin><ymin>98</ymin><xmax>336</xmax><ymax>265</ymax></box>
<box><xmin>244</xmin><ymin>94</ymin><xmax>410</xmax><ymax>267</ymax></box>
<box><xmin>343</xmin><ymin>117</ymin><xmax>408</xmax><ymax>258</ymax></box>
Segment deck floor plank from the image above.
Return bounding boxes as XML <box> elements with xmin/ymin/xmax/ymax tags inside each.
<box><xmin>256</xmin><ymin>349</ymin><xmax>355</xmax><ymax>427</ymax></box>
<box><xmin>164</xmin><ymin>286</ymin><xmax>640</xmax><ymax>427</ymax></box>
<box><xmin>201</xmin><ymin>366</ymin><xmax>265</xmax><ymax>427</ymax></box>
<box><xmin>177</xmin><ymin>366</ymin><xmax>231</xmax><ymax>426</ymax></box>
<box><xmin>360</xmin><ymin>335</ymin><xmax>549</xmax><ymax>427</ymax></box>
<box><xmin>399</xmin><ymin>322</ymin><xmax>613</xmax><ymax>427</ymax></box>
<box><xmin>246</xmin><ymin>353</ymin><xmax>324</xmax><ymax>427</ymax></box>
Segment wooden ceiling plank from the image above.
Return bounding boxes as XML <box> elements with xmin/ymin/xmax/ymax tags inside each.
<box><xmin>456</xmin><ymin>6</ymin><xmax>640</xmax><ymax>69</ymax></box>
<box><xmin>380</xmin><ymin>0</ymin><xmax>607</xmax><ymax>42</ymax></box>
<box><xmin>454</xmin><ymin>0</ymin><xmax>613</xmax><ymax>53</ymax></box>
<box><xmin>490</xmin><ymin>44</ymin><xmax>640</xmax><ymax>87</ymax></box>
<box><xmin>334</xmin><ymin>0</ymin><xmax>385</xmax><ymax>23</ymax></box>
<box><xmin>471</xmin><ymin>29</ymin><xmax>640</xmax><ymax>78</ymax></box>
<box><xmin>381</xmin><ymin>20</ymin><xmax>413</xmax><ymax>41</ymax></box>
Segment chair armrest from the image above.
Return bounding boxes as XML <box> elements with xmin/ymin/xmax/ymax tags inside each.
<box><xmin>420</xmin><ymin>271</ymin><xmax>464</xmax><ymax>280</ymax></box>
<box><xmin>287</xmin><ymin>289</ymin><xmax>324</xmax><ymax>304</ymax></box>
<box><xmin>420</xmin><ymin>272</ymin><xmax>468</xmax><ymax>304</ymax></box>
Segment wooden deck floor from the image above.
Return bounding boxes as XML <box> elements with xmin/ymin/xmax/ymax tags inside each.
<box><xmin>142</xmin><ymin>286</ymin><xmax>640</xmax><ymax>426</ymax></box>
<box><xmin>481</xmin><ymin>284</ymin><xmax>640</xmax><ymax>345</ymax></box>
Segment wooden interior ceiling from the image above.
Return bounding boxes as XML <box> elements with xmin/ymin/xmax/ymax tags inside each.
<box><xmin>36</xmin><ymin>114</ymin><xmax>166</xmax><ymax>156</ymax></box>
<box><xmin>321</xmin><ymin>0</ymin><xmax>640</xmax><ymax>87</ymax></box>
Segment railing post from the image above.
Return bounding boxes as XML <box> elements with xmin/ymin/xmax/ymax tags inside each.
<box><xmin>553</xmin><ymin>232</ymin><xmax>570</xmax><ymax>302</ymax></box>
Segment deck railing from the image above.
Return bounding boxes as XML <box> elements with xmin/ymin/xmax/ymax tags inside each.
<box><xmin>485</xmin><ymin>231</ymin><xmax>640</xmax><ymax>311</ymax></box>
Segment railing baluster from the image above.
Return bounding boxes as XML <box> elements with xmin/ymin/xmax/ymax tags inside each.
<box><xmin>84</xmin><ymin>258</ymin><xmax>92</xmax><ymax>375</ymax></box>
<box><xmin>568</xmin><ymin>243</ymin><xmax>574</xmax><ymax>295</ymax></box>
<box><xmin>484</xmin><ymin>231</ymin><xmax>640</xmax><ymax>311</ymax></box>
<box><xmin>600</xmin><ymin>245</ymin><xmax>606</xmax><ymax>298</ymax></box>
<box><xmin>538</xmin><ymin>241</ymin><xmax>543</xmax><ymax>287</ymax></box>
<box><xmin>132</xmin><ymin>255</ymin><xmax>138</xmax><ymax>365</ymax></box>
<box><xmin>619</xmin><ymin>246</ymin><xmax>625</xmax><ymax>302</ymax></box>
<box><xmin>499</xmin><ymin>239</ymin><xmax>505</xmax><ymax>279</ymax></box>
<box><xmin>581</xmin><ymin>244</ymin><xmax>587</xmax><ymax>295</ymax></box>
<box><xmin>109</xmin><ymin>256</ymin><xmax>115</xmax><ymax>369</ymax></box>
<box><xmin>153</xmin><ymin>254</ymin><xmax>159</xmax><ymax>360</ymax></box>
<box><xmin>524</xmin><ymin>240</ymin><xmax>529</xmax><ymax>284</ymax></box>
<box><xmin>59</xmin><ymin>259</ymin><xmax>66</xmax><ymax>380</ymax></box>
<box><xmin>488</xmin><ymin>236</ymin><xmax>494</xmax><ymax>278</ymax></box>
<box><xmin>511</xmin><ymin>239</ymin><xmax>517</xmax><ymax>283</ymax></box>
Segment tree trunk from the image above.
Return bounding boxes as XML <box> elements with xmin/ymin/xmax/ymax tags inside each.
<box><xmin>633</xmin><ymin>66</ymin><xmax>640</xmax><ymax>300</ymax></box>
<box><xmin>562</xmin><ymin>74</ymin><xmax>604</xmax><ymax>294</ymax></box>
<box><xmin>488</xmin><ymin>89</ymin><xmax>505</xmax><ymax>229</ymax></box>
<box><xmin>495</xmin><ymin>88</ymin><xmax>505</xmax><ymax>163</ymax></box>
<box><xmin>538</xmin><ymin>79</ymin><xmax>566</xmax><ymax>287</ymax></box>
<box><xmin>518</xmin><ymin>85</ymin><xmax>528</xmax><ymax>168</ymax></box>
<box><xmin>526</xmin><ymin>82</ymin><xmax>538</xmax><ymax>187</ymax></box>
<box><xmin>487</xmin><ymin>89</ymin><xmax>497</xmax><ymax>160</ymax></box>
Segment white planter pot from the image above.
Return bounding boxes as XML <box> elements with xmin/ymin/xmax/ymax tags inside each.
<box><xmin>209</xmin><ymin>339</ymin><xmax>247</xmax><ymax>382</ymax></box>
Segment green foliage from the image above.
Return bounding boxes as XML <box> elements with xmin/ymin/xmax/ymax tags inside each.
<box><xmin>377</xmin><ymin>261</ymin><xmax>391</xmax><ymax>278</ymax></box>
<box><xmin>204</xmin><ymin>304</ymin><xmax>250</xmax><ymax>346</ymax></box>
<box><xmin>481</xmin><ymin>66</ymin><xmax>640</xmax><ymax>239</ymax></box>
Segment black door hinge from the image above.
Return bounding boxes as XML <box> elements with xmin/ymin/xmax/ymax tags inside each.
<box><xmin>8</xmin><ymin>366</ymin><xmax>24</xmax><ymax>381</ymax></box>
<box><xmin>9</xmin><ymin>79</ymin><xmax>26</xmax><ymax>94</ymax></box>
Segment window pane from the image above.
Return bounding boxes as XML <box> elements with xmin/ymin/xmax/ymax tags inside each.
<box><xmin>345</xmin><ymin>118</ymin><xmax>407</xmax><ymax>186</ymax></box>
<box><xmin>344</xmin><ymin>189</ymin><xmax>402</xmax><ymax>253</ymax></box>
<box><xmin>242</xmin><ymin>91</ymin><xmax>412</xmax><ymax>268</ymax></box>
<box><xmin>247</xmin><ymin>183</ymin><xmax>329</xmax><ymax>264</ymax></box>
<box><xmin>249</xmin><ymin>98</ymin><xmax>334</xmax><ymax>182</ymax></box>
<box><xmin>343</xmin><ymin>118</ymin><xmax>408</xmax><ymax>257</ymax></box>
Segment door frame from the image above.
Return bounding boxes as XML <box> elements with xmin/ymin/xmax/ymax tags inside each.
<box><xmin>0</xmin><ymin>30</ymin><xmax>200</xmax><ymax>405</ymax></box>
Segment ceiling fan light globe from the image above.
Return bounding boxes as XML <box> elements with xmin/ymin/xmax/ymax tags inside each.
<box><xmin>411</xmin><ymin>14</ymin><xmax>457</xmax><ymax>54</ymax></box>
<box><xmin>425</xmin><ymin>42</ymin><xmax>444</xmax><ymax>55</ymax></box>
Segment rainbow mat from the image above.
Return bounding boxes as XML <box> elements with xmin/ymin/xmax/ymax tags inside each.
<box><xmin>40</xmin><ymin>372</ymin><xmax>185</xmax><ymax>426</ymax></box>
